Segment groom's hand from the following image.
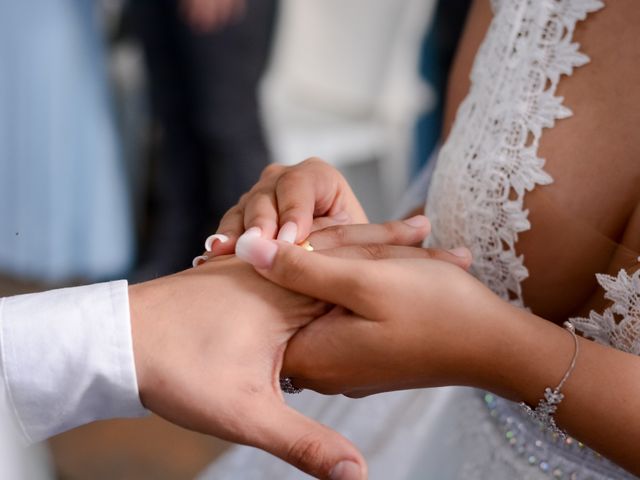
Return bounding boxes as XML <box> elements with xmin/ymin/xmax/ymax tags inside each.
<box><xmin>128</xmin><ymin>258</ymin><xmax>366</xmax><ymax>480</ymax></box>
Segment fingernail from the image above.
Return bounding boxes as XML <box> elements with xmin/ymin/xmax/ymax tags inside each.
<box><xmin>242</xmin><ymin>226</ymin><xmax>262</xmax><ymax>238</ymax></box>
<box><xmin>448</xmin><ymin>247</ymin><xmax>471</xmax><ymax>258</ymax></box>
<box><xmin>403</xmin><ymin>215</ymin><xmax>429</xmax><ymax>228</ymax></box>
<box><xmin>277</xmin><ymin>222</ymin><xmax>298</xmax><ymax>244</ymax></box>
<box><xmin>192</xmin><ymin>255</ymin><xmax>208</xmax><ymax>267</ymax></box>
<box><xmin>236</xmin><ymin>235</ymin><xmax>278</xmax><ymax>269</ymax></box>
<box><xmin>330</xmin><ymin>460</ymin><xmax>363</xmax><ymax>480</ymax></box>
<box><xmin>204</xmin><ymin>233</ymin><xmax>229</xmax><ymax>252</ymax></box>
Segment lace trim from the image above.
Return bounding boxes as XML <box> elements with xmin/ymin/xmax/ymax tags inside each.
<box><xmin>427</xmin><ymin>0</ymin><xmax>604</xmax><ymax>307</ymax></box>
<box><xmin>571</xmin><ymin>269</ymin><xmax>640</xmax><ymax>355</ymax></box>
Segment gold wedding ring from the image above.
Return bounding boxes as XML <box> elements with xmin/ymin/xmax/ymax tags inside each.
<box><xmin>299</xmin><ymin>240</ymin><xmax>314</xmax><ymax>252</ymax></box>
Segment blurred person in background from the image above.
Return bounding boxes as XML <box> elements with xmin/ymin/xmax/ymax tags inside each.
<box><xmin>130</xmin><ymin>0</ymin><xmax>277</xmax><ymax>279</ymax></box>
<box><xmin>0</xmin><ymin>0</ymin><xmax>134</xmax><ymax>285</ymax></box>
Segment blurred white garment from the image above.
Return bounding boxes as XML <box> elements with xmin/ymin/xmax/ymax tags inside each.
<box><xmin>198</xmin><ymin>387</ymin><xmax>464</xmax><ymax>480</ymax></box>
<box><xmin>261</xmin><ymin>0</ymin><xmax>437</xmax><ymax>212</ymax></box>
<box><xmin>0</xmin><ymin>405</ymin><xmax>54</xmax><ymax>480</ymax></box>
<box><xmin>0</xmin><ymin>0</ymin><xmax>133</xmax><ymax>282</ymax></box>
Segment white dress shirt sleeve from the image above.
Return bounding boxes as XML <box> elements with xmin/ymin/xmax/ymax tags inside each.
<box><xmin>0</xmin><ymin>280</ymin><xmax>148</xmax><ymax>444</ymax></box>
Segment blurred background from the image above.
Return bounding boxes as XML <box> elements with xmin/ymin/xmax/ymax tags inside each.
<box><xmin>0</xmin><ymin>0</ymin><xmax>471</xmax><ymax>477</ymax></box>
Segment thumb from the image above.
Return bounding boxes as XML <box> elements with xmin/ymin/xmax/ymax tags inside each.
<box><xmin>235</xmin><ymin>233</ymin><xmax>373</xmax><ymax>312</ymax></box>
<box><xmin>253</xmin><ymin>402</ymin><xmax>367</xmax><ymax>480</ymax></box>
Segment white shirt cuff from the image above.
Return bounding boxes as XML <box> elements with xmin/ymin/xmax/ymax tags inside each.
<box><xmin>0</xmin><ymin>280</ymin><xmax>148</xmax><ymax>444</ymax></box>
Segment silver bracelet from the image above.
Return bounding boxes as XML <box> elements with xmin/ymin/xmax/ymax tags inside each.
<box><xmin>520</xmin><ymin>321</ymin><xmax>579</xmax><ymax>438</ymax></box>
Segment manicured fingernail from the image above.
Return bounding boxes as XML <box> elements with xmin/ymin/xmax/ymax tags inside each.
<box><xmin>204</xmin><ymin>234</ymin><xmax>230</xmax><ymax>252</ymax></box>
<box><xmin>242</xmin><ymin>226</ymin><xmax>262</xmax><ymax>238</ymax></box>
<box><xmin>330</xmin><ymin>460</ymin><xmax>363</xmax><ymax>480</ymax></box>
<box><xmin>277</xmin><ymin>222</ymin><xmax>298</xmax><ymax>244</ymax></box>
<box><xmin>192</xmin><ymin>255</ymin><xmax>208</xmax><ymax>267</ymax></box>
<box><xmin>448</xmin><ymin>247</ymin><xmax>471</xmax><ymax>258</ymax></box>
<box><xmin>236</xmin><ymin>235</ymin><xmax>278</xmax><ymax>269</ymax></box>
<box><xmin>403</xmin><ymin>215</ymin><xmax>429</xmax><ymax>228</ymax></box>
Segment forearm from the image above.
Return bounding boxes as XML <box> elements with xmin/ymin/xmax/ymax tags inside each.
<box><xmin>489</xmin><ymin>306</ymin><xmax>640</xmax><ymax>474</ymax></box>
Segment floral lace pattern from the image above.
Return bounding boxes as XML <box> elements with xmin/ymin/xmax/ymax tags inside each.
<box><xmin>571</xmin><ymin>270</ymin><xmax>640</xmax><ymax>355</ymax></box>
<box><xmin>426</xmin><ymin>0</ymin><xmax>604</xmax><ymax>307</ymax></box>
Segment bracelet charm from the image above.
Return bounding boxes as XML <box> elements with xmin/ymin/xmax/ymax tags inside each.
<box><xmin>520</xmin><ymin>321</ymin><xmax>579</xmax><ymax>439</ymax></box>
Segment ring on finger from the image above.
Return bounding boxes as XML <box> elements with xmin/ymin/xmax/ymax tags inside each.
<box><xmin>299</xmin><ymin>240</ymin><xmax>314</xmax><ymax>252</ymax></box>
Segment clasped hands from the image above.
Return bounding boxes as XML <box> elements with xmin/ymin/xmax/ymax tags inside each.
<box><xmin>129</xmin><ymin>160</ymin><xmax>511</xmax><ymax>480</ymax></box>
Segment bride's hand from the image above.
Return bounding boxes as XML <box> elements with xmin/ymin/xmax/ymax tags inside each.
<box><xmin>203</xmin><ymin>158</ymin><xmax>368</xmax><ymax>257</ymax></box>
<box><xmin>236</xmin><ymin>237</ymin><xmax>513</xmax><ymax>398</ymax></box>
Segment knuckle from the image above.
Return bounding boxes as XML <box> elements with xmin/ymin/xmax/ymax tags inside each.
<box><xmin>382</xmin><ymin>221</ymin><xmax>404</xmax><ymax>243</ymax></box>
<box><xmin>249</xmin><ymin>186</ymin><xmax>275</xmax><ymax>201</ymax></box>
<box><xmin>302</xmin><ymin>157</ymin><xmax>341</xmax><ymax>177</ymax></box>
<box><xmin>308</xmin><ymin>157</ymin><xmax>345</xmax><ymax>180</ymax></box>
<box><xmin>238</xmin><ymin>192</ymin><xmax>251</xmax><ymax>205</ymax></box>
<box><xmin>219</xmin><ymin>205</ymin><xmax>243</xmax><ymax>226</ymax></box>
<box><xmin>327</xmin><ymin>225</ymin><xmax>348</xmax><ymax>245</ymax></box>
<box><xmin>299</xmin><ymin>156</ymin><xmax>326</xmax><ymax>168</ymax></box>
<box><xmin>287</xmin><ymin>434</ymin><xmax>329</xmax><ymax>475</ymax></box>
<box><xmin>260</xmin><ymin>163</ymin><xmax>285</xmax><ymax>180</ymax></box>
<box><xmin>277</xmin><ymin>169</ymin><xmax>307</xmax><ymax>189</ymax></box>
<box><xmin>279</xmin><ymin>201</ymin><xmax>302</xmax><ymax>217</ymax></box>
<box><xmin>360</xmin><ymin>243</ymin><xmax>389</xmax><ymax>260</ymax></box>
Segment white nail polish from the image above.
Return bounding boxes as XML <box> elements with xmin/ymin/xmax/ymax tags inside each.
<box><xmin>236</xmin><ymin>234</ymin><xmax>278</xmax><ymax>269</ymax></box>
<box><xmin>192</xmin><ymin>255</ymin><xmax>208</xmax><ymax>267</ymax></box>
<box><xmin>403</xmin><ymin>215</ymin><xmax>429</xmax><ymax>228</ymax></box>
<box><xmin>330</xmin><ymin>460</ymin><xmax>363</xmax><ymax>480</ymax></box>
<box><xmin>204</xmin><ymin>234</ymin><xmax>229</xmax><ymax>252</ymax></box>
<box><xmin>277</xmin><ymin>222</ymin><xmax>298</xmax><ymax>244</ymax></box>
<box><xmin>241</xmin><ymin>226</ymin><xmax>262</xmax><ymax>239</ymax></box>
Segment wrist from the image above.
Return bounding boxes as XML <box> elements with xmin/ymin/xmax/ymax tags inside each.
<box><xmin>128</xmin><ymin>282</ymin><xmax>155</xmax><ymax>408</ymax></box>
<box><xmin>485</xmin><ymin>308</ymin><xmax>578</xmax><ymax>404</ymax></box>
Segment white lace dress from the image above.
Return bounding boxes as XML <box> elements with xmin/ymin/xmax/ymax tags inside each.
<box><xmin>200</xmin><ymin>0</ymin><xmax>640</xmax><ymax>478</ymax></box>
